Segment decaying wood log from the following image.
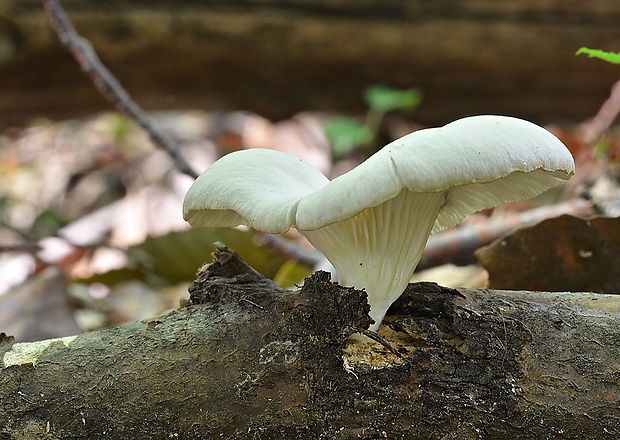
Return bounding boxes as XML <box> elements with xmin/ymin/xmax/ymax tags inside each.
<box><xmin>2</xmin><ymin>1</ymin><xmax>620</xmax><ymax>126</ymax></box>
<box><xmin>1</xmin><ymin>245</ymin><xmax>619</xmax><ymax>438</ymax></box>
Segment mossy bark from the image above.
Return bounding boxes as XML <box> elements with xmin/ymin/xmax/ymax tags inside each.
<box><xmin>1</xmin><ymin>246</ymin><xmax>619</xmax><ymax>439</ymax></box>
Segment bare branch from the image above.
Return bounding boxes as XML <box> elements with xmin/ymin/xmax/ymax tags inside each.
<box><xmin>0</xmin><ymin>244</ymin><xmax>40</xmax><ymax>254</ymax></box>
<box><xmin>417</xmin><ymin>197</ymin><xmax>594</xmax><ymax>270</ymax></box>
<box><xmin>42</xmin><ymin>0</ymin><xmax>198</xmax><ymax>179</ymax></box>
<box><xmin>583</xmin><ymin>78</ymin><xmax>620</xmax><ymax>146</ymax></box>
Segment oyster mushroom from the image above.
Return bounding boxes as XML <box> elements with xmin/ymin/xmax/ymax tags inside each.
<box><xmin>184</xmin><ymin>115</ymin><xmax>575</xmax><ymax>331</ymax></box>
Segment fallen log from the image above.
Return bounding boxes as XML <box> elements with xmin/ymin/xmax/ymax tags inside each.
<box><xmin>2</xmin><ymin>1</ymin><xmax>620</xmax><ymax>126</ymax></box>
<box><xmin>1</xmin><ymin>245</ymin><xmax>619</xmax><ymax>438</ymax></box>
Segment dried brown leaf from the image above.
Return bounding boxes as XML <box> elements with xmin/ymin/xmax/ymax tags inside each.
<box><xmin>476</xmin><ymin>215</ymin><xmax>620</xmax><ymax>293</ymax></box>
<box><xmin>0</xmin><ymin>268</ymin><xmax>80</xmax><ymax>342</ymax></box>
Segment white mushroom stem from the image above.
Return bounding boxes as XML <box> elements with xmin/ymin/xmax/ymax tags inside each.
<box><xmin>300</xmin><ymin>189</ymin><xmax>446</xmax><ymax>331</ymax></box>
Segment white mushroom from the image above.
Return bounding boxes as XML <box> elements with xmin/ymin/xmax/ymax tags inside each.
<box><xmin>183</xmin><ymin>115</ymin><xmax>575</xmax><ymax>332</ymax></box>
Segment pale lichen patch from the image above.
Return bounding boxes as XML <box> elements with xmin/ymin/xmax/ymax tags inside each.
<box><xmin>2</xmin><ymin>335</ymin><xmax>78</xmax><ymax>367</ymax></box>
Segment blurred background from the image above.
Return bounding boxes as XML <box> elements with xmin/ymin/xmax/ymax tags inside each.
<box><xmin>2</xmin><ymin>0</ymin><xmax>620</xmax><ymax>125</ymax></box>
<box><xmin>1</xmin><ymin>0</ymin><xmax>619</xmax><ymax>341</ymax></box>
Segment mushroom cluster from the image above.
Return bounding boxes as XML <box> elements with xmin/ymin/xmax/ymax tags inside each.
<box><xmin>183</xmin><ymin>115</ymin><xmax>575</xmax><ymax>332</ymax></box>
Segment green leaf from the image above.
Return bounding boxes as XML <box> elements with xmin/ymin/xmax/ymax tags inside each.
<box><xmin>79</xmin><ymin>268</ymin><xmax>147</xmax><ymax>285</ymax></box>
<box><xmin>99</xmin><ymin>112</ymin><xmax>133</xmax><ymax>143</ymax></box>
<box><xmin>364</xmin><ymin>85</ymin><xmax>423</xmax><ymax>113</ymax></box>
<box><xmin>593</xmin><ymin>139</ymin><xmax>611</xmax><ymax>160</ymax></box>
<box><xmin>30</xmin><ymin>210</ymin><xmax>69</xmax><ymax>238</ymax></box>
<box><xmin>75</xmin><ymin>227</ymin><xmax>289</xmax><ymax>286</ymax></box>
<box><xmin>273</xmin><ymin>259</ymin><xmax>312</xmax><ymax>288</ymax></box>
<box><xmin>324</xmin><ymin>118</ymin><xmax>373</xmax><ymax>158</ymax></box>
<box><xmin>576</xmin><ymin>47</ymin><xmax>620</xmax><ymax>65</ymax></box>
<box><xmin>128</xmin><ymin>227</ymin><xmax>287</xmax><ymax>281</ymax></box>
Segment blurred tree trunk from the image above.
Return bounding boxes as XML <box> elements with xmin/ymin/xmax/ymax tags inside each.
<box><xmin>1</xmin><ymin>0</ymin><xmax>619</xmax><ymax>126</ymax></box>
<box><xmin>1</xmin><ymin>246</ymin><xmax>619</xmax><ymax>438</ymax></box>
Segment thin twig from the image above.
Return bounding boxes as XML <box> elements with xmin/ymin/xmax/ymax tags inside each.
<box><xmin>241</xmin><ymin>298</ymin><xmax>265</xmax><ymax>310</ymax></box>
<box><xmin>417</xmin><ymin>197</ymin><xmax>594</xmax><ymax>270</ymax></box>
<box><xmin>583</xmin><ymin>78</ymin><xmax>620</xmax><ymax>146</ymax></box>
<box><xmin>42</xmin><ymin>0</ymin><xmax>198</xmax><ymax>179</ymax></box>
<box><xmin>0</xmin><ymin>244</ymin><xmax>41</xmax><ymax>253</ymax></box>
<box><xmin>255</xmin><ymin>232</ymin><xmax>322</xmax><ymax>268</ymax></box>
<box><xmin>359</xmin><ymin>329</ymin><xmax>408</xmax><ymax>362</ymax></box>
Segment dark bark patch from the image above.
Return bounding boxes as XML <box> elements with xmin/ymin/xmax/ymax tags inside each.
<box><xmin>384</xmin><ymin>283</ymin><xmax>532</xmax><ymax>434</ymax></box>
<box><xmin>0</xmin><ymin>332</ymin><xmax>15</xmax><ymax>362</ymax></box>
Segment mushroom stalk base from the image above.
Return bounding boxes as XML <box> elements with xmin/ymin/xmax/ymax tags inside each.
<box><xmin>300</xmin><ymin>189</ymin><xmax>446</xmax><ymax>331</ymax></box>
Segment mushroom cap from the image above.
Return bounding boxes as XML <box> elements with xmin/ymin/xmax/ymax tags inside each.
<box><xmin>183</xmin><ymin>148</ymin><xmax>328</xmax><ymax>233</ymax></box>
<box><xmin>184</xmin><ymin>115</ymin><xmax>575</xmax><ymax>233</ymax></box>
<box><xmin>296</xmin><ymin>115</ymin><xmax>575</xmax><ymax>231</ymax></box>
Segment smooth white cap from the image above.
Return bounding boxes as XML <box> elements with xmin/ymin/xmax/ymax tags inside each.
<box><xmin>296</xmin><ymin>115</ymin><xmax>575</xmax><ymax>231</ymax></box>
<box><xmin>184</xmin><ymin>115</ymin><xmax>575</xmax><ymax>234</ymax></box>
<box><xmin>183</xmin><ymin>148</ymin><xmax>328</xmax><ymax>233</ymax></box>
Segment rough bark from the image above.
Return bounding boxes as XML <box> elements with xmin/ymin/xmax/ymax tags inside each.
<box><xmin>2</xmin><ymin>0</ymin><xmax>620</xmax><ymax>127</ymax></box>
<box><xmin>1</xmin><ymin>246</ymin><xmax>619</xmax><ymax>439</ymax></box>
